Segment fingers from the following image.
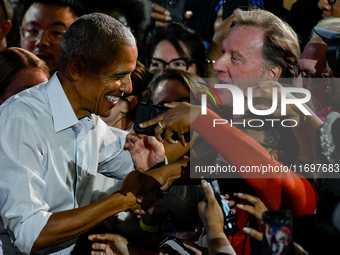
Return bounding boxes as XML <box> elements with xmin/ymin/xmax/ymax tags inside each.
<box><xmin>234</xmin><ymin>193</ymin><xmax>268</xmax><ymax>219</ymax></box>
<box><xmin>151</xmin><ymin>3</ymin><xmax>171</xmax><ymax>23</ymax></box>
<box><xmin>136</xmin><ymin>173</ymin><xmax>163</xmax><ymax>209</ymax></box>
<box><xmin>200</xmin><ymin>179</ymin><xmax>215</xmax><ymax>202</ymax></box>
<box><xmin>236</xmin><ymin>203</ymin><xmax>259</xmax><ymax>217</ymax></box>
<box><xmin>91</xmin><ymin>242</ymin><xmax>113</xmax><ymax>255</ymax></box>
<box><xmin>162</xmin><ymin>129</ymin><xmax>178</xmax><ymax>145</ymax></box>
<box><xmin>124</xmin><ymin>131</ymin><xmax>142</xmax><ymax>150</ymax></box>
<box><xmin>146</xmin><ymin>135</ymin><xmax>165</xmax><ymax>154</ymax></box>
<box><xmin>92</xmin><ymin>242</ymin><xmax>108</xmax><ymax>251</ymax></box>
<box><xmin>152</xmin><ymin>3</ymin><xmax>170</xmax><ymax>16</ymax></box>
<box><xmin>197</xmin><ymin>200</ymin><xmax>207</xmax><ymax>215</ymax></box>
<box><xmin>234</xmin><ymin>193</ymin><xmax>261</xmax><ymax>205</ymax></box>
<box><xmin>243</xmin><ymin>227</ymin><xmax>263</xmax><ymax>242</ymax></box>
<box><xmin>184</xmin><ymin>10</ymin><xmax>193</xmax><ymax>20</ymax></box>
<box><xmin>163</xmin><ymin>102</ymin><xmax>179</xmax><ymax>108</ymax></box>
<box><xmin>139</xmin><ymin>114</ymin><xmax>164</xmax><ymax>129</ymax></box>
<box><xmin>183</xmin><ymin>240</ymin><xmax>204</xmax><ymax>255</ymax></box>
<box><xmin>139</xmin><ymin>190</ymin><xmax>164</xmax><ymax>210</ymax></box>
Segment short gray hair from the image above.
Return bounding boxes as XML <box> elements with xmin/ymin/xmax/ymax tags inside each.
<box><xmin>233</xmin><ymin>8</ymin><xmax>300</xmax><ymax>78</ymax></box>
<box><xmin>311</xmin><ymin>17</ymin><xmax>340</xmax><ymax>42</ymax></box>
<box><xmin>60</xmin><ymin>13</ymin><xmax>136</xmax><ymax>72</ymax></box>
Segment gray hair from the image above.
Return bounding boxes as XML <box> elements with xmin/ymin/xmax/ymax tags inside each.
<box><xmin>232</xmin><ymin>8</ymin><xmax>300</xmax><ymax>78</ymax></box>
<box><xmin>60</xmin><ymin>12</ymin><xmax>136</xmax><ymax>72</ymax></box>
<box><xmin>311</xmin><ymin>17</ymin><xmax>340</xmax><ymax>42</ymax></box>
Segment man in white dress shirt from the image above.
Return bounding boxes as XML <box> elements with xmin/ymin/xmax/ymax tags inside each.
<box><xmin>0</xmin><ymin>13</ymin><xmax>182</xmax><ymax>255</ymax></box>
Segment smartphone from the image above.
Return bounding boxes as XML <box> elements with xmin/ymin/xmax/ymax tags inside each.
<box><xmin>159</xmin><ymin>236</ymin><xmax>194</xmax><ymax>255</ymax></box>
<box><xmin>262</xmin><ymin>210</ymin><xmax>294</xmax><ymax>255</ymax></box>
<box><xmin>222</xmin><ymin>0</ymin><xmax>249</xmax><ymax>20</ymax></box>
<box><xmin>161</xmin><ymin>0</ymin><xmax>187</xmax><ymax>23</ymax></box>
<box><xmin>209</xmin><ymin>180</ymin><xmax>239</xmax><ymax>236</ymax></box>
<box><xmin>133</xmin><ymin>103</ymin><xmax>191</xmax><ymax>142</ymax></box>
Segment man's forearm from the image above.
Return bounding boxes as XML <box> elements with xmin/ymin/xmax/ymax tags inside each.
<box><xmin>207</xmin><ymin>232</ymin><xmax>236</xmax><ymax>255</ymax></box>
<box><xmin>31</xmin><ymin>191</ymin><xmax>136</xmax><ymax>253</ymax></box>
<box><xmin>145</xmin><ymin>158</ymin><xmax>190</xmax><ymax>190</ymax></box>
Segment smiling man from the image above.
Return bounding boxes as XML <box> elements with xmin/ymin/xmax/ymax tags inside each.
<box><xmin>0</xmin><ymin>13</ymin><xmax>176</xmax><ymax>255</ymax></box>
<box><xmin>212</xmin><ymin>8</ymin><xmax>300</xmax><ymax>106</ymax></box>
<box><xmin>20</xmin><ymin>0</ymin><xmax>84</xmax><ymax>75</ymax></box>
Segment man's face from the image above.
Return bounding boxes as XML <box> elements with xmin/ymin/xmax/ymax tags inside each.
<box><xmin>212</xmin><ymin>25</ymin><xmax>271</xmax><ymax>106</ymax></box>
<box><xmin>20</xmin><ymin>3</ymin><xmax>77</xmax><ymax>73</ymax></box>
<box><xmin>318</xmin><ymin>0</ymin><xmax>340</xmax><ymax>18</ymax></box>
<box><xmin>76</xmin><ymin>45</ymin><xmax>138</xmax><ymax>118</ymax></box>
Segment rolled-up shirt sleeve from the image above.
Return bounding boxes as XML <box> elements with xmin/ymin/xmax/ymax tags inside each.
<box><xmin>0</xmin><ymin>117</ymin><xmax>52</xmax><ymax>253</ymax></box>
<box><xmin>97</xmin><ymin>125</ymin><xmax>134</xmax><ymax>180</ymax></box>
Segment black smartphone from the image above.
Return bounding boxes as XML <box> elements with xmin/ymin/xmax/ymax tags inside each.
<box><xmin>262</xmin><ymin>210</ymin><xmax>294</xmax><ymax>255</ymax></box>
<box><xmin>209</xmin><ymin>180</ymin><xmax>239</xmax><ymax>236</ymax></box>
<box><xmin>133</xmin><ymin>103</ymin><xmax>191</xmax><ymax>142</ymax></box>
<box><xmin>161</xmin><ymin>0</ymin><xmax>187</xmax><ymax>23</ymax></box>
<box><xmin>159</xmin><ymin>236</ymin><xmax>194</xmax><ymax>255</ymax></box>
<box><xmin>222</xmin><ymin>0</ymin><xmax>249</xmax><ymax>20</ymax></box>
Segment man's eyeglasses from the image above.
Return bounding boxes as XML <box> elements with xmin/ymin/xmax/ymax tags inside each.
<box><xmin>20</xmin><ymin>26</ymin><xmax>66</xmax><ymax>43</ymax></box>
<box><xmin>328</xmin><ymin>0</ymin><xmax>336</xmax><ymax>4</ymax></box>
<box><xmin>0</xmin><ymin>0</ymin><xmax>8</xmax><ymax>20</ymax></box>
<box><xmin>294</xmin><ymin>62</ymin><xmax>320</xmax><ymax>79</ymax></box>
<box><xmin>147</xmin><ymin>57</ymin><xmax>194</xmax><ymax>71</ymax></box>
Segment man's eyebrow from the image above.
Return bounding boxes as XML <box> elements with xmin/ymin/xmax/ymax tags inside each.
<box><xmin>108</xmin><ymin>71</ymin><xmax>131</xmax><ymax>78</ymax></box>
<box><xmin>50</xmin><ymin>21</ymin><xmax>68</xmax><ymax>28</ymax></box>
<box><xmin>24</xmin><ymin>21</ymin><xmax>67</xmax><ymax>28</ymax></box>
<box><xmin>231</xmin><ymin>49</ymin><xmax>244</xmax><ymax>60</ymax></box>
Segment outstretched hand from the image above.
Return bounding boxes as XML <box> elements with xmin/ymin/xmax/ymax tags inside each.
<box><xmin>118</xmin><ymin>168</ymin><xmax>163</xmax><ymax>211</ymax></box>
<box><xmin>232</xmin><ymin>193</ymin><xmax>268</xmax><ymax>241</ymax></box>
<box><xmin>151</xmin><ymin>3</ymin><xmax>193</xmax><ymax>27</ymax></box>
<box><xmin>139</xmin><ymin>102</ymin><xmax>200</xmax><ymax>146</ymax></box>
<box><xmin>89</xmin><ymin>233</ymin><xmax>140</xmax><ymax>255</ymax></box>
<box><xmin>125</xmin><ymin>130</ymin><xmax>165</xmax><ymax>171</ymax></box>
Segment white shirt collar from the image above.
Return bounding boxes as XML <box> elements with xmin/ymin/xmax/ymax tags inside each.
<box><xmin>45</xmin><ymin>72</ymin><xmax>79</xmax><ymax>133</ymax></box>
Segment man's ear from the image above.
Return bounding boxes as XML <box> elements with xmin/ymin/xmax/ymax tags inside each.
<box><xmin>126</xmin><ymin>95</ymin><xmax>138</xmax><ymax>112</ymax></box>
<box><xmin>0</xmin><ymin>20</ymin><xmax>11</xmax><ymax>39</ymax></box>
<box><xmin>268</xmin><ymin>66</ymin><xmax>282</xmax><ymax>79</ymax></box>
<box><xmin>67</xmin><ymin>57</ymin><xmax>85</xmax><ymax>81</ymax></box>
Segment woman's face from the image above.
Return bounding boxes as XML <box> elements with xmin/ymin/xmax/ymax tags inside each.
<box><xmin>150</xmin><ymin>40</ymin><xmax>197</xmax><ymax>75</ymax></box>
<box><xmin>153</xmin><ymin>78</ymin><xmax>191</xmax><ymax>105</ymax></box>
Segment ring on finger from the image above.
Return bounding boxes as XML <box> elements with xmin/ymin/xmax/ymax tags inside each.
<box><xmin>158</xmin><ymin>122</ymin><xmax>164</xmax><ymax>129</ymax></box>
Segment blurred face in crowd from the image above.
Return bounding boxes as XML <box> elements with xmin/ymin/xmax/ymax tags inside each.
<box><xmin>152</xmin><ymin>78</ymin><xmax>190</xmax><ymax>105</ymax></box>
<box><xmin>318</xmin><ymin>0</ymin><xmax>340</xmax><ymax>18</ymax></box>
<box><xmin>295</xmin><ymin>40</ymin><xmax>329</xmax><ymax>107</ymax></box>
<box><xmin>0</xmin><ymin>3</ymin><xmax>12</xmax><ymax>51</ymax></box>
<box><xmin>20</xmin><ymin>3</ymin><xmax>77</xmax><ymax>74</ymax></box>
<box><xmin>149</xmin><ymin>40</ymin><xmax>197</xmax><ymax>75</ymax></box>
<box><xmin>0</xmin><ymin>67</ymin><xmax>49</xmax><ymax>104</ymax></box>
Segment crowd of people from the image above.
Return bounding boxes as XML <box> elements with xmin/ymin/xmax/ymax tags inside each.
<box><xmin>0</xmin><ymin>0</ymin><xmax>340</xmax><ymax>255</ymax></box>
